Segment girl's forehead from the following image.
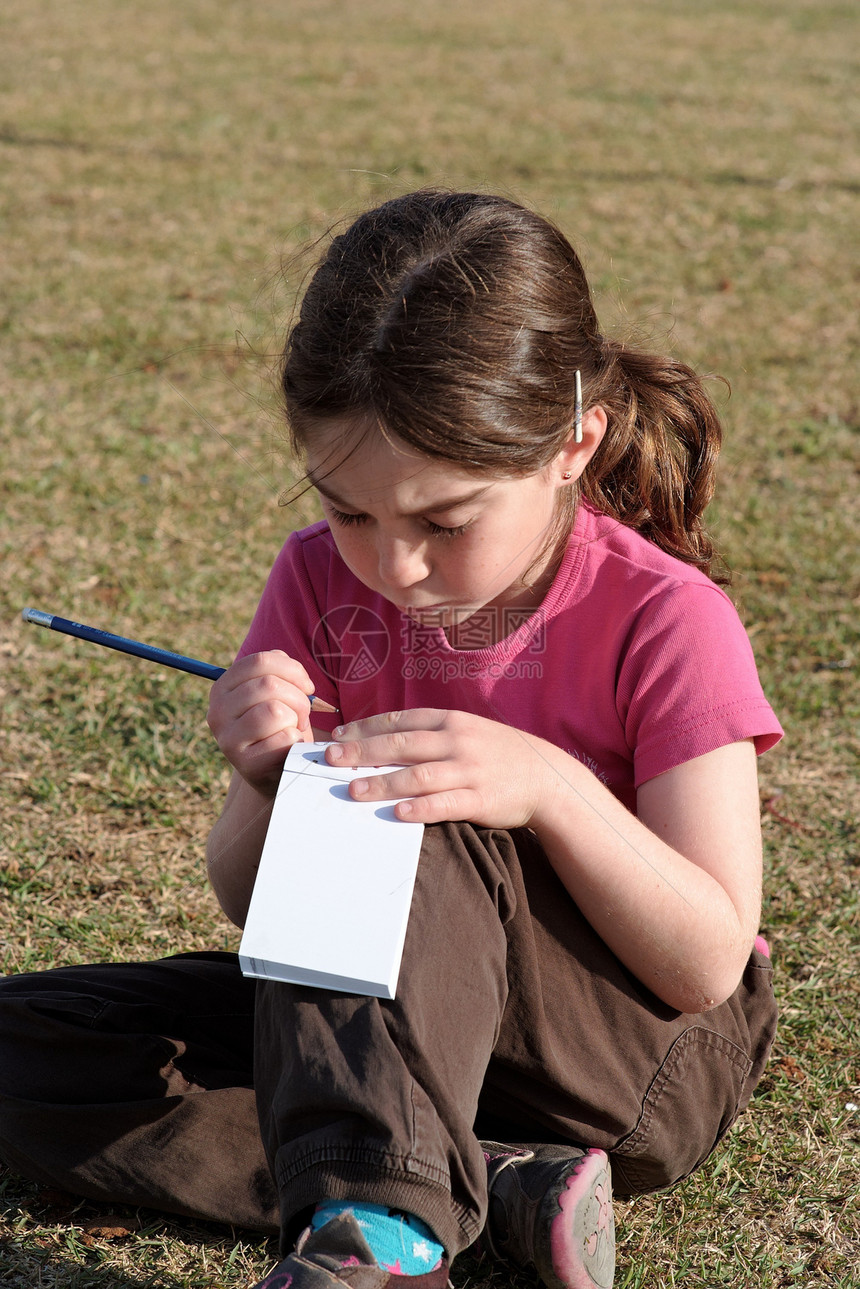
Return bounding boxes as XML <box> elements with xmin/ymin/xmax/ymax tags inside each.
<box><xmin>306</xmin><ymin>424</ymin><xmax>493</xmax><ymax>507</ymax></box>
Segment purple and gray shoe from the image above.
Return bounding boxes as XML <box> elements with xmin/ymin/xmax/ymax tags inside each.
<box><xmin>481</xmin><ymin>1141</ymin><xmax>615</xmax><ymax>1289</ymax></box>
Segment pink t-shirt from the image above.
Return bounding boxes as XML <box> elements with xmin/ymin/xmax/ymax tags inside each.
<box><xmin>238</xmin><ymin>502</ymin><xmax>782</xmax><ymax>812</ymax></box>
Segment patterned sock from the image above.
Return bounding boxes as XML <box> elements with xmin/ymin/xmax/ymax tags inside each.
<box><xmin>311</xmin><ymin>1200</ymin><xmax>445</xmax><ymax>1275</ymax></box>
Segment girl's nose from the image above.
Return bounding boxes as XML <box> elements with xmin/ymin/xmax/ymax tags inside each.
<box><xmin>377</xmin><ymin>535</ymin><xmax>430</xmax><ymax>590</ymax></box>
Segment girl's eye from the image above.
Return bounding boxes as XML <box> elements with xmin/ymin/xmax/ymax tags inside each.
<box><xmin>425</xmin><ymin>520</ymin><xmax>472</xmax><ymax>538</ymax></box>
<box><xmin>328</xmin><ymin>506</ymin><xmax>471</xmax><ymax>539</ymax></box>
<box><xmin>329</xmin><ymin>508</ymin><xmax>368</xmax><ymax>527</ymax></box>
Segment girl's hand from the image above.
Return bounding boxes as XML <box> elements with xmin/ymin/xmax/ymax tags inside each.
<box><xmin>207</xmin><ymin>650</ymin><xmax>316</xmax><ymax>796</ymax></box>
<box><xmin>326</xmin><ymin>708</ymin><xmax>551</xmax><ymax>827</ymax></box>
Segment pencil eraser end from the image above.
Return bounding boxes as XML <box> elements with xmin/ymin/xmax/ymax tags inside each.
<box><xmin>22</xmin><ymin>608</ymin><xmax>53</xmax><ymax>626</ymax></box>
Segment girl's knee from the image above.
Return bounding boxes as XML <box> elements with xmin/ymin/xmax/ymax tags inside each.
<box><xmin>608</xmin><ymin>1025</ymin><xmax>757</xmax><ymax>1195</ymax></box>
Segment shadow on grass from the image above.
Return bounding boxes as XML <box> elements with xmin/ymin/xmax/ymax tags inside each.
<box><xmin>0</xmin><ymin>1166</ymin><xmax>276</xmax><ymax>1289</ymax></box>
<box><xmin>0</xmin><ymin>1167</ymin><xmax>517</xmax><ymax>1289</ymax></box>
<box><xmin>0</xmin><ymin>1246</ymin><xmax>180</xmax><ymax>1289</ymax></box>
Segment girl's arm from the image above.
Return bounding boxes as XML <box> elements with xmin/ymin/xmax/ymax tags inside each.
<box><xmin>324</xmin><ymin>711</ymin><xmax>763</xmax><ymax>1013</ymax></box>
<box><xmin>205</xmin><ymin>650</ymin><xmax>329</xmax><ymax>927</ymax></box>
<box><xmin>527</xmin><ymin>737</ymin><xmax>762</xmax><ymax>1013</ymax></box>
<box><xmin>206</xmin><ymin>772</ymin><xmax>278</xmax><ymax>928</ymax></box>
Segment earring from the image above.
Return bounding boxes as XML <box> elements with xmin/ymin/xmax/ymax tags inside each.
<box><xmin>574</xmin><ymin>369</ymin><xmax>583</xmax><ymax>444</ymax></box>
<box><xmin>562</xmin><ymin>471</ymin><xmax>572</xmax><ymax>481</ymax></box>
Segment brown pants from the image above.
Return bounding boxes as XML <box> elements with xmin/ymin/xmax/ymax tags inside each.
<box><xmin>0</xmin><ymin>823</ymin><xmax>776</xmax><ymax>1257</ymax></box>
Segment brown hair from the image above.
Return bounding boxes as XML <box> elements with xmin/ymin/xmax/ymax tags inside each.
<box><xmin>281</xmin><ymin>190</ymin><xmax>726</xmax><ymax>580</ymax></box>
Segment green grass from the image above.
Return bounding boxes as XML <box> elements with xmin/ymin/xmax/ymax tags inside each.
<box><xmin>1</xmin><ymin>0</ymin><xmax>858</xmax><ymax>1284</ymax></box>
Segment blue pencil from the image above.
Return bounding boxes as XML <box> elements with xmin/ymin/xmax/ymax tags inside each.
<box><xmin>21</xmin><ymin>608</ymin><xmax>339</xmax><ymax>712</ymax></box>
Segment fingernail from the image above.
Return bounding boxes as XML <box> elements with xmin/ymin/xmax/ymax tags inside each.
<box><xmin>327</xmin><ymin>744</ymin><xmax>344</xmax><ymax>761</ymax></box>
<box><xmin>332</xmin><ymin>725</ymin><xmax>344</xmax><ymax>738</ymax></box>
<box><xmin>352</xmin><ymin>779</ymin><xmax>369</xmax><ymax>796</ymax></box>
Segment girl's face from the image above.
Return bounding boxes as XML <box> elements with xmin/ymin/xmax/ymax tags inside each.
<box><xmin>306</xmin><ymin>418</ymin><xmax>603</xmax><ymax>640</ymax></box>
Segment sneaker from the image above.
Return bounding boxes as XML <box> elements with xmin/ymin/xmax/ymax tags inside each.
<box><xmin>254</xmin><ymin>1211</ymin><xmax>451</xmax><ymax>1289</ymax></box>
<box><xmin>481</xmin><ymin>1142</ymin><xmax>614</xmax><ymax>1289</ymax></box>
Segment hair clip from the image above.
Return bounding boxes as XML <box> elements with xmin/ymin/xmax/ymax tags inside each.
<box><xmin>574</xmin><ymin>370</ymin><xmax>583</xmax><ymax>444</ymax></box>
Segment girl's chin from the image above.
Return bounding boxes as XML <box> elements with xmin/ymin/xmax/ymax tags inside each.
<box><xmin>394</xmin><ymin>602</ymin><xmax>478</xmax><ymax>625</ymax></box>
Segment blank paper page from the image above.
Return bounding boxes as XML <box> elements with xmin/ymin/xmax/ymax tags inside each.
<box><xmin>238</xmin><ymin>743</ymin><xmax>424</xmax><ymax>998</ymax></box>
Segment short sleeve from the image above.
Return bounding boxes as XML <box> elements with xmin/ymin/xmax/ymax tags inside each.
<box><xmin>619</xmin><ymin>583</ymin><xmax>783</xmax><ymax>787</ymax></box>
<box><xmin>234</xmin><ymin>527</ymin><xmax>341</xmax><ymax>731</ymax></box>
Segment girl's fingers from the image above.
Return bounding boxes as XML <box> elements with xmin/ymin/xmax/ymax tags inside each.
<box><xmin>327</xmin><ymin>727</ymin><xmax>452</xmax><ymax>770</ymax></box>
<box><xmin>324</xmin><ymin>709</ymin><xmax>535</xmax><ymax>828</ymax></box>
<box><xmin>348</xmin><ymin>759</ymin><xmax>451</xmax><ymax>802</ymax></box>
<box><xmin>218</xmin><ymin>651</ymin><xmax>315</xmax><ymax>702</ymax></box>
<box><xmin>232</xmin><ymin>682</ymin><xmax>310</xmax><ymax>729</ymax></box>
<box><xmin>328</xmin><ymin>710</ymin><xmax>469</xmax><ymax>769</ymax></box>
<box><xmin>333</xmin><ymin>709</ymin><xmax>449</xmax><ymax>740</ymax></box>
<box><xmin>210</xmin><ymin>692</ymin><xmax>309</xmax><ymax>753</ymax></box>
<box><xmin>234</xmin><ymin>704</ymin><xmax>304</xmax><ymax>750</ymax></box>
<box><xmin>212</xmin><ymin>657</ymin><xmax>315</xmax><ymax>729</ymax></box>
<box><xmin>206</xmin><ymin>652</ymin><xmax>323</xmax><ymax>794</ymax></box>
<box><xmin>323</xmin><ymin>710</ymin><xmax>540</xmax><ymax>830</ymax></box>
<box><xmin>394</xmin><ymin>789</ymin><xmax>478</xmax><ymax>825</ymax></box>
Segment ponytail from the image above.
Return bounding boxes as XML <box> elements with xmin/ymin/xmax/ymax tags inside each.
<box><xmin>582</xmin><ymin>339</ymin><xmax>728</xmax><ymax>583</ymax></box>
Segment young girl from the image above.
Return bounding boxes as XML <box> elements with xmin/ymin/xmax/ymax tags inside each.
<box><xmin>0</xmin><ymin>191</ymin><xmax>780</xmax><ymax>1289</ymax></box>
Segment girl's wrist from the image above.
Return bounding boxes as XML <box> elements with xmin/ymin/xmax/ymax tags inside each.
<box><xmin>235</xmin><ymin>751</ymin><xmax>295</xmax><ymax>799</ymax></box>
<box><xmin>243</xmin><ymin>774</ymin><xmax>279</xmax><ymax>801</ymax></box>
<box><xmin>522</xmin><ymin>739</ymin><xmax>587</xmax><ymax>840</ymax></box>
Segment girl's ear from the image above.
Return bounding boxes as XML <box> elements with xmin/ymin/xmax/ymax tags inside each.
<box><xmin>555</xmin><ymin>405</ymin><xmax>607</xmax><ymax>485</ymax></box>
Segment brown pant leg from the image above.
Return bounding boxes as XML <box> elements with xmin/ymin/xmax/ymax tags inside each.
<box><xmin>0</xmin><ymin>952</ymin><xmax>278</xmax><ymax>1232</ymax></box>
<box><xmin>253</xmin><ymin>821</ymin><xmax>513</xmax><ymax>1256</ymax></box>
<box><xmin>254</xmin><ymin>822</ymin><xmax>776</xmax><ymax>1254</ymax></box>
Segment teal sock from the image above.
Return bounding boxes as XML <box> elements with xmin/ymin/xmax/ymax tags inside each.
<box><xmin>311</xmin><ymin>1200</ymin><xmax>444</xmax><ymax>1275</ymax></box>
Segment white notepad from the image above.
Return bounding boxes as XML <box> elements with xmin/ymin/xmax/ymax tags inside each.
<box><xmin>238</xmin><ymin>743</ymin><xmax>424</xmax><ymax>999</ymax></box>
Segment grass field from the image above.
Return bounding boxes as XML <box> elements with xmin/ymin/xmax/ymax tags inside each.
<box><xmin>1</xmin><ymin>0</ymin><xmax>858</xmax><ymax>1284</ymax></box>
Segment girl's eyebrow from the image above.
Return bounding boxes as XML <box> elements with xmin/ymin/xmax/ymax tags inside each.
<box><xmin>308</xmin><ymin>473</ymin><xmax>493</xmax><ymax>516</ymax></box>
